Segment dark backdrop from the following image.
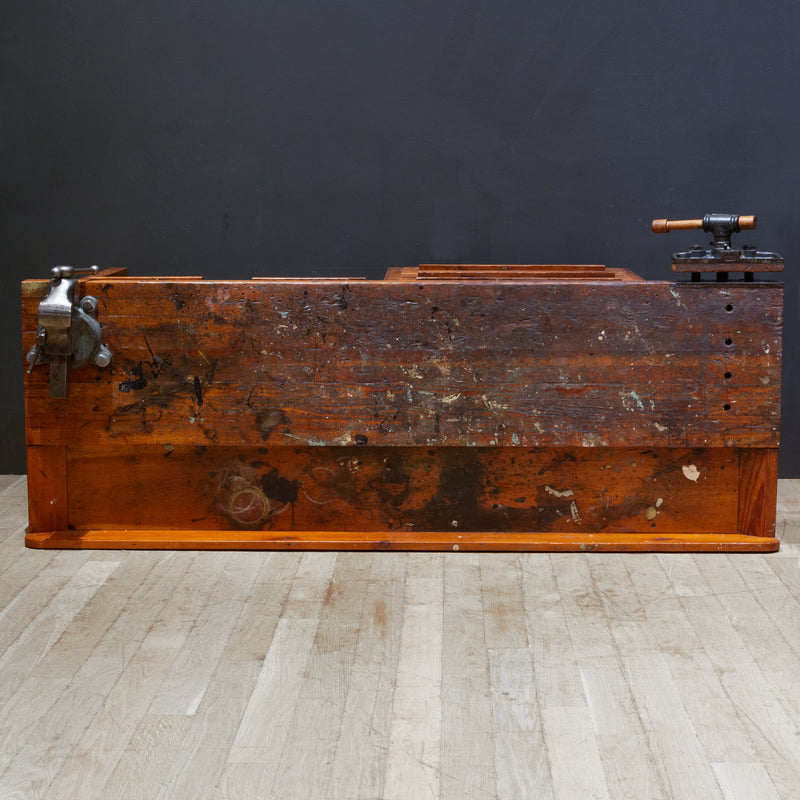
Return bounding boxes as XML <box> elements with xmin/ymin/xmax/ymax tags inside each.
<box><xmin>3</xmin><ymin>1</ymin><xmax>798</xmax><ymax>474</ymax></box>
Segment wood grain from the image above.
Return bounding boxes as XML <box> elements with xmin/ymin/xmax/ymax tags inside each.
<box><xmin>22</xmin><ymin>279</ymin><xmax>782</xmax><ymax>450</ymax></box>
<box><xmin>387</xmin><ymin>265</ymin><xmax>644</xmax><ymax>282</ymax></box>
<box><xmin>147</xmin><ymin>552</ymin><xmax>261</xmax><ymax>716</ymax></box>
<box><xmin>440</xmin><ymin>555</ymin><xmax>496</xmax><ymax>799</ymax></box>
<box><xmin>227</xmin><ymin>557</ymin><xmax>337</xmax><ymax>767</ymax></box>
<box><xmin>490</xmin><ymin>648</ymin><xmax>554</xmax><ymax>799</ymax></box>
<box><xmin>38</xmin><ymin>553</ymin><xmax>198</xmax><ymax>800</ymax></box>
<box><xmin>738</xmin><ymin>448</ymin><xmax>779</xmax><ymax>538</ymax></box>
<box><xmin>712</xmin><ymin>763</ymin><xmax>781</xmax><ymax>800</ymax></box>
<box><xmin>25</xmin><ymin>444</ymin><xmax>781</xmax><ymax>551</ymax></box>
<box><xmin>21</xmin><ymin>274</ymin><xmax>782</xmax><ymax>553</ymax></box>
<box><xmin>60</xmin><ymin>444</ymin><xmax>739</xmax><ymax>535</ymax></box>
<box><xmin>383</xmin><ymin>570</ymin><xmax>443</xmax><ymax>799</ymax></box>
<box><xmin>26</xmin><ymin>446</ymin><xmax>68</xmax><ymax>534</ymax></box>
<box><xmin>481</xmin><ymin>555</ymin><xmax>529</xmax><ymax>648</ymax></box>
<box><xmin>2</xmin><ymin>479</ymin><xmax>800</xmax><ymax>799</ymax></box>
<box><xmin>624</xmin><ymin>651</ymin><xmax>725</xmax><ymax>799</ymax></box>
<box><xmin>542</xmin><ymin>705</ymin><xmax>611</xmax><ymax>799</ymax></box>
<box><xmin>266</xmin><ymin>555</ymin><xmax>370</xmax><ymax>799</ymax></box>
<box><xmin>326</xmin><ymin>555</ymin><xmax>406</xmax><ymax>800</ymax></box>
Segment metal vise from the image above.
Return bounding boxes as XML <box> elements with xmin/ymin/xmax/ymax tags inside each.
<box><xmin>26</xmin><ymin>266</ymin><xmax>112</xmax><ymax>398</ymax></box>
<box><xmin>652</xmin><ymin>213</ymin><xmax>783</xmax><ymax>280</ymax></box>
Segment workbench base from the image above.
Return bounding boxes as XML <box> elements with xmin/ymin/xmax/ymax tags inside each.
<box><xmin>24</xmin><ymin>529</ymin><xmax>779</xmax><ymax>552</ymax></box>
<box><xmin>24</xmin><ymin>444</ymin><xmax>779</xmax><ymax>553</ymax></box>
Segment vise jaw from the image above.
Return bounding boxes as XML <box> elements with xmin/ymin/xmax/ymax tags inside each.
<box><xmin>26</xmin><ymin>266</ymin><xmax>112</xmax><ymax>398</ymax></box>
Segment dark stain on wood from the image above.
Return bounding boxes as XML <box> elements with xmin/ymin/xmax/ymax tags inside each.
<box><xmin>118</xmin><ymin>362</ymin><xmax>147</xmax><ymax>393</ymax></box>
<box><xmin>369</xmin><ymin>455</ymin><xmax>413</xmax><ymax>514</ymax></box>
<box><xmin>193</xmin><ymin>376</ymin><xmax>203</xmax><ymax>407</ymax></box>
<box><xmin>143</xmin><ymin>336</ymin><xmax>170</xmax><ymax>378</ymax></box>
<box><xmin>373</xmin><ymin>599</ymin><xmax>388</xmax><ymax>636</ymax></box>
<box><xmin>414</xmin><ymin>454</ymin><xmax>492</xmax><ymax>530</ymax></box>
<box><xmin>59</xmin><ymin>444</ymin><xmax>740</xmax><ymax>536</ymax></box>
<box><xmin>260</xmin><ymin>467</ymin><xmax>299</xmax><ymax>505</ymax></box>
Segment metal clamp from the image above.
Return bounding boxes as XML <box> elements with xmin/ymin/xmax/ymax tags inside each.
<box><xmin>651</xmin><ymin>213</ymin><xmax>783</xmax><ymax>280</ymax></box>
<box><xmin>26</xmin><ymin>266</ymin><xmax>112</xmax><ymax>398</ymax></box>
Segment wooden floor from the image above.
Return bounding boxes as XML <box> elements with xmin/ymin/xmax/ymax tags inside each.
<box><xmin>1</xmin><ymin>476</ymin><xmax>800</xmax><ymax>799</ymax></box>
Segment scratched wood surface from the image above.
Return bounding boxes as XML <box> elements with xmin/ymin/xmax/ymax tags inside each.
<box><xmin>2</xmin><ymin>476</ymin><xmax>800</xmax><ymax>800</ymax></box>
<box><xmin>62</xmin><ymin>445</ymin><xmax>739</xmax><ymax>535</ymax></box>
<box><xmin>22</xmin><ymin>279</ymin><xmax>782</xmax><ymax>449</ymax></box>
<box><xmin>20</xmin><ymin>274</ymin><xmax>782</xmax><ymax>550</ymax></box>
<box><xmin>24</xmin><ymin>441</ymin><xmax>779</xmax><ymax>551</ymax></box>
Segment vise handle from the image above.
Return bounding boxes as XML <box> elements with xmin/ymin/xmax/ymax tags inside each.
<box><xmin>652</xmin><ymin>214</ymin><xmax>756</xmax><ymax>234</ymax></box>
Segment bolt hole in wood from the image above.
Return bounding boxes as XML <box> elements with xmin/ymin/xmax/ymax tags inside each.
<box><xmin>725</xmin><ymin>304</ymin><xmax>734</xmax><ymax>311</ymax></box>
<box><xmin>724</xmin><ymin>337</ymin><xmax>734</xmax><ymax>346</ymax></box>
<box><xmin>723</xmin><ymin>403</ymin><xmax>732</xmax><ymax>411</ymax></box>
<box><xmin>724</xmin><ymin>371</ymin><xmax>732</xmax><ymax>379</ymax></box>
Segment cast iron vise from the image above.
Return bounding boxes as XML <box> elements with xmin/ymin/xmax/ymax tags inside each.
<box><xmin>26</xmin><ymin>266</ymin><xmax>112</xmax><ymax>399</ymax></box>
<box><xmin>652</xmin><ymin>213</ymin><xmax>783</xmax><ymax>281</ymax></box>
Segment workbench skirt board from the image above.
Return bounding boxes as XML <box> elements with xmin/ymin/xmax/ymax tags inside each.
<box><xmin>24</xmin><ymin>445</ymin><xmax>779</xmax><ymax>552</ymax></box>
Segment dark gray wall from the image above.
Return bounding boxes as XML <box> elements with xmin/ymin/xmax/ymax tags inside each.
<box><xmin>3</xmin><ymin>1</ymin><xmax>798</xmax><ymax>474</ymax></box>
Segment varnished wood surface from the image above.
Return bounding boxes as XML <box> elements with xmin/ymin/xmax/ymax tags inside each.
<box><xmin>25</xmin><ymin>444</ymin><xmax>778</xmax><ymax>551</ymax></box>
<box><xmin>63</xmin><ymin>445</ymin><xmax>740</xmax><ymax>535</ymax></box>
<box><xmin>25</xmin><ymin>446</ymin><xmax>67</xmax><ymax>533</ymax></box>
<box><xmin>385</xmin><ymin>265</ymin><xmax>645</xmax><ymax>282</ymax></box>
<box><xmin>21</xmin><ymin>274</ymin><xmax>782</xmax><ymax>552</ymax></box>
<box><xmin>24</xmin><ymin>529</ymin><xmax>780</xmax><ymax>552</ymax></box>
<box><xmin>3</xmin><ymin>475</ymin><xmax>800</xmax><ymax>799</ymax></box>
<box><xmin>738</xmin><ymin>448</ymin><xmax>779</xmax><ymax>538</ymax></box>
<box><xmin>22</xmin><ymin>279</ymin><xmax>782</xmax><ymax>449</ymax></box>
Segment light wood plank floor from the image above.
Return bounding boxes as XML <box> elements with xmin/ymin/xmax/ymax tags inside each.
<box><xmin>1</xmin><ymin>476</ymin><xmax>799</xmax><ymax>799</ymax></box>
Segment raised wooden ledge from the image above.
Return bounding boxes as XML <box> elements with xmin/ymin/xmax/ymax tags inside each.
<box><xmin>25</xmin><ymin>529</ymin><xmax>780</xmax><ymax>553</ymax></box>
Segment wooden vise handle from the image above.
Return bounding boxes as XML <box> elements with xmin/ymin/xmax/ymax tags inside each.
<box><xmin>652</xmin><ymin>215</ymin><xmax>756</xmax><ymax>233</ymax></box>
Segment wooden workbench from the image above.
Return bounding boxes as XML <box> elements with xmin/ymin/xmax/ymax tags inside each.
<box><xmin>21</xmin><ymin>264</ymin><xmax>782</xmax><ymax>551</ymax></box>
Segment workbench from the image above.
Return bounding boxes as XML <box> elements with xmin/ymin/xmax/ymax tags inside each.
<box><xmin>21</xmin><ymin>249</ymin><xmax>783</xmax><ymax>551</ymax></box>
